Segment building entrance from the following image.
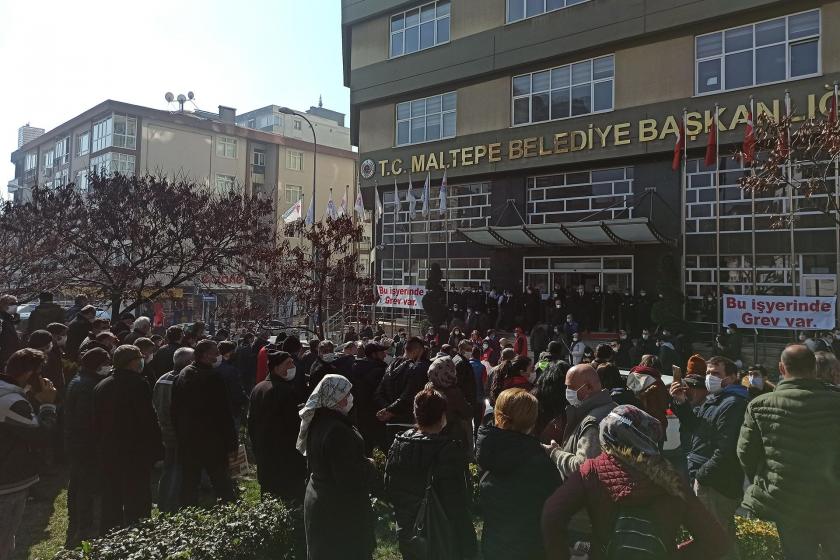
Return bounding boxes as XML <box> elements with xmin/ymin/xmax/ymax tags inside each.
<box><xmin>523</xmin><ymin>256</ymin><xmax>634</xmax><ymax>296</ymax></box>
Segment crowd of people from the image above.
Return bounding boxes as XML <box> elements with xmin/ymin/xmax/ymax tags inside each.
<box><xmin>1</xmin><ymin>290</ymin><xmax>839</xmax><ymax>560</ymax></box>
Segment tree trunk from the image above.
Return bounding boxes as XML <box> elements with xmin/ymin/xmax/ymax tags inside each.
<box><xmin>110</xmin><ymin>293</ymin><xmax>122</xmax><ymax>323</ymax></box>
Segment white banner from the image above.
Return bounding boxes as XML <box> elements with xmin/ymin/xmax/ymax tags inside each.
<box><xmin>723</xmin><ymin>294</ymin><xmax>837</xmax><ymax>330</ymax></box>
<box><xmin>376</xmin><ymin>285</ymin><xmax>426</xmax><ymax>310</ymax></box>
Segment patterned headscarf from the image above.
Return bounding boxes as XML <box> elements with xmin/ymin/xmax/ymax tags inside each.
<box><xmin>428</xmin><ymin>355</ymin><xmax>458</xmax><ymax>389</ymax></box>
<box><xmin>296</xmin><ymin>374</ymin><xmax>352</xmax><ymax>455</ymax></box>
<box><xmin>599</xmin><ymin>404</ymin><xmax>663</xmax><ymax>457</ymax></box>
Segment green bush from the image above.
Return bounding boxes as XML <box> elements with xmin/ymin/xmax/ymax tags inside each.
<box><xmin>54</xmin><ymin>498</ymin><xmax>294</xmax><ymax>560</ymax></box>
<box><xmin>736</xmin><ymin>516</ymin><xmax>782</xmax><ymax>560</ymax></box>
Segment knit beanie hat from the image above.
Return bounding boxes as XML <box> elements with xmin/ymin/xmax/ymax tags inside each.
<box><xmin>686</xmin><ymin>354</ymin><xmax>707</xmax><ymax>377</ymax></box>
<box><xmin>599</xmin><ymin>404</ymin><xmax>663</xmax><ymax>457</ymax></box>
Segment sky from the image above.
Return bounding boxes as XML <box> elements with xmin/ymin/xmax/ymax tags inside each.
<box><xmin>0</xmin><ymin>0</ymin><xmax>350</xmax><ymax>197</ymax></box>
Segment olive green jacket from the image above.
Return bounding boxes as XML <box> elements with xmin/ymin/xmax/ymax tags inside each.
<box><xmin>737</xmin><ymin>377</ymin><xmax>840</xmax><ymax>527</ymax></box>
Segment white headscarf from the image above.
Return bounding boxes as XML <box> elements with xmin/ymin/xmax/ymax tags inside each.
<box><xmin>296</xmin><ymin>374</ymin><xmax>352</xmax><ymax>455</ymax></box>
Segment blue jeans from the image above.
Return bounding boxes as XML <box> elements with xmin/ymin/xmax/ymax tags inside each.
<box><xmin>157</xmin><ymin>445</ymin><xmax>182</xmax><ymax>514</ymax></box>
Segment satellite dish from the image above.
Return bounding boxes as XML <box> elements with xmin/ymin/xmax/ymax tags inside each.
<box><xmin>177</xmin><ymin>94</ymin><xmax>187</xmax><ymax>103</ymax></box>
<box><xmin>165</xmin><ymin>92</ymin><xmax>175</xmax><ymax>103</ymax></box>
<box><xmin>187</xmin><ymin>91</ymin><xmax>194</xmax><ymax>100</ymax></box>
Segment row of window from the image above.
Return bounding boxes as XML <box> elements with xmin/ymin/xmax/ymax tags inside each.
<box><xmin>390</xmin><ymin>8</ymin><xmax>820</xmax><ymax>146</ymax></box>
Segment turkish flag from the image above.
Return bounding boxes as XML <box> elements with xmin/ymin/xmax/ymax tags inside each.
<box><xmin>705</xmin><ymin>120</ymin><xmax>717</xmax><ymax>167</ymax></box>
<box><xmin>672</xmin><ymin>120</ymin><xmax>685</xmax><ymax>171</ymax></box>
<box><xmin>742</xmin><ymin>111</ymin><xmax>755</xmax><ymax>165</ymax></box>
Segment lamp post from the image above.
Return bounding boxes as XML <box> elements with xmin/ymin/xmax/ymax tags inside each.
<box><xmin>278</xmin><ymin>107</ymin><xmax>320</xmax><ymax>333</ymax></box>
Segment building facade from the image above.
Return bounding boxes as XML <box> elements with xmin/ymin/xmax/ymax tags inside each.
<box><xmin>342</xmin><ymin>0</ymin><xmax>840</xmax><ymax>318</ymax></box>
<box><xmin>236</xmin><ymin>102</ymin><xmax>353</xmax><ymax>151</ymax></box>
<box><xmin>8</xmin><ymin>100</ymin><xmax>364</xmax><ymax>323</ymax></box>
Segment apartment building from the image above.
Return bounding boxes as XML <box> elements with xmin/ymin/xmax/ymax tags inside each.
<box><xmin>236</xmin><ymin>102</ymin><xmax>353</xmax><ymax>150</ymax></box>
<box><xmin>342</xmin><ymin>0</ymin><xmax>840</xmax><ymax>307</ymax></box>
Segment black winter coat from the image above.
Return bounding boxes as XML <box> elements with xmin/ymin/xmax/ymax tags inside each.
<box><xmin>63</xmin><ymin>369</ymin><xmax>100</xmax><ymax>461</ymax></box>
<box><xmin>25</xmin><ymin>301</ymin><xmax>65</xmax><ymax>337</ymax></box>
<box><xmin>453</xmin><ymin>353</ymin><xmax>479</xmax><ymax>415</ymax></box>
<box><xmin>66</xmin><ymin>316</ymin><xmax>92</xmax><ymax>362</ymax></box>
<box><xmin>375</xmin><ymin>358</ymin><xmax>429</xmax><ymax>424</ymax></box>
<box><xmin>304</xmin><ymin>408</ymin><xmax>377</xmax><ymax>560</ymax></box>
<box><xmin>93</xmin><ymin>368</ymin><xmax>163</xmax><ymax>469</ymax></box>
<box><xmin>309</xmin><ymin>356</ymin><xmax>341</xmax><ymax>393</ymax></box>
<box><xmin>247</xmin><ymin>375</ymin><xmax>306</xmax><ymax>500</ymax></box>
<box><xmin>0</xmin><ymin>310</ymin><xmax>21</xmax><ymax>369</ymax></box>
<box><xmin>150</xmin><ymin>343</ymin><xmax>180</xmax><ymax>381</ymax></box>
<box><xmin>350</xmin><ymin>357</ymin><xmax>388</xmax><ymax>449</ymax></box>
<box><xmin>673</xmin><ymin>384</ymin><xmax>749</xmax><ymax>499</ymax></box>
<box><xmin>215</xmin><ymin>359</ymin><xmax>248</xmax><ymax>420</ymax></box>
<box><xmin>385</xmin><ymin>429</ymin><xmax>477</xmax><ymax>560</ymax></box>
<box><xmin>171</xmin><ymin>362</ymin><xmax>237</xmax><ymax>462</ymax></box>
<box><xmin>476</xmin><ymin>425</ymin><xmax>560</xmax><ymax>560</ymax></box>
<box><xmin>122</xmin><ymin>329</ymin><xmax>146</xmax><ymax>346</ymax></box>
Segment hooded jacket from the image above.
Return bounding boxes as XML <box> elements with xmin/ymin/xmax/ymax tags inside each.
<box><xmin>0</xmin><ymin>375</ymin><xmax>57</xmax><ymax>494</ymax></box>
<box><xmin>673</xmin><ymin>383</ymin><xmax>748</xmax><ymax>499</ymax></box>
<box><xmin>626</xmin><ymin>366</ymin><xmax>669</xmax><ymax>435</ymax></box>
<box><xmin>549</xmin><ymin>390</ymin><xmax>617</xmax><ymax>481</ymax></box>
<box><xmin>737</xmin><ymin>377</ymin><xmax>840</xmax><ymax>528</ymax></box>
<box><xmin>476</xmin><ymin>425</ymin><xmax>559</xmax><ymax>560</ymax></box>
<box><xmin>385</xmin><ymin>429</ymin><xmax>477</xmax><ymax>559</ymax></box>
<box><xmin>542</xmin><ymin>451</ymin><xmax>728</xmax><ymax>560</ymax></box>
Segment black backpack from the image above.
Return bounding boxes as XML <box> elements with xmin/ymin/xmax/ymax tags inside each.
<box><xmin>605</xmin><ymin>503</ymin><xmax>669</xmax><ymax>560</ymax></box>
<box><xmin>407</xmin><ymin>464</ymin><xmax>458</xmax><ymax>560</ymax></box>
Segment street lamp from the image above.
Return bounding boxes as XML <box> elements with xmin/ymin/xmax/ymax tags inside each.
<box><xmin>277</xmin><ymin>107</ymin><xmax>317</xmax><ymax>225</ymax></box>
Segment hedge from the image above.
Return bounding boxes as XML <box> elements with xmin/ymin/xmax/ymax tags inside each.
<box><xmin>54</xmin><ymin>498</ymin><xmax>294</xmax><ymax>560</ymax></box>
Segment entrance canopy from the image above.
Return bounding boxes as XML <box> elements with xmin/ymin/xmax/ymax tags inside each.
<box><xmin>457</xmin><ymin>218</ymin><xmax>673</xmax><ymax>248</ymax></box>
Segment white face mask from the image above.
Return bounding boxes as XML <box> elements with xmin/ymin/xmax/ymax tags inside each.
<box><xmin>642</xmin><ymin>334</ymin><xmax>649</xmax><ymax>340</ymax></box>
<box><xmin>97</xmin><ymin>366</ymin><xmax>111</xmax><ymax>377</ymax></box>
<box><xmin>726</xmin><ymin>329</ymin><xmax>733</xmax><ymax>335</ymax></box>
<box><xmin>6</xmin><ymin>305</ymin><xmax>17</xmax><ymax>315</ymax></box>
<box><xmin>565</xmin><ymin>387</ymin><xmax>582</xmax><ymax>407</ymax></box>
<box><xmin>748</xmin><ymin>375</ymin><xmax>764</xmax><ymax>389</ymax></box>
<box><xmin>705</xmin><ymin>374</ymin><xmax>723</xmax><ymax>394</ymax></box>
<box><xmin>284</xmin><ymin>367</ymin><xmax>297</xmax><ymax>381</ymax></box>
<box><xmin>214</xmin><ymin>356</ymin><xmax>222</xmax><ymax>367</ymax></box>
<box><xmin>338</xmin><ymin>392</ymin><xmax>354</xmax><ymax>414</ymax></box>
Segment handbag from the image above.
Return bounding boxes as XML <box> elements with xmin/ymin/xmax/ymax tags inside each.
<box><xmin>406</xmin><ymin>463</ymin><xmax>459</xmax><ymax>560</ymax></box>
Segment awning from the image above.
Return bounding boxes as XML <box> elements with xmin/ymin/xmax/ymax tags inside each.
<box><xmin>457</xmin><ymin>218</ymin><xmax>674</xmax><ymax>248</ymax></box>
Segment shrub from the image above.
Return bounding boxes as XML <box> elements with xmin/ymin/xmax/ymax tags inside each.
<box><xmin>736</xmin><ymin>516</ymin><xmax>782</xmax><ymax>560</ymax></box>
<box><xmin>54</xmin><ymin>498</ymin><xmax>293</xmax><ymax>560</ymax></box>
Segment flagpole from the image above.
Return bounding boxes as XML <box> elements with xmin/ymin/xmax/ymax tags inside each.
<box><xmin>444</xmin><ymin>179</ymin><xmax>450</xmax><ymax>307</ymax></box>
<box><xmin>714</xmin><ymin>102</ymin><xmax>722</xmax><ymax>329</ymax></box>
<box><xmin>407</xmin><ymin>179</ymin><xmax>413</xmax><ymax>337</ymax></box>
<box><xmin>680</xmin><ymin>108</ymin><xmax>688</xmax><ymax>322</ymax></box>
<box><xmin>425</xmin><ymin>172</ymin><xmax>431</xmax><ymax>300</ymax></box>
<box><xmin>786</xmin><ymin>90</ymin><xmax>796</xmax><ymax>297</ymax></box>
<box><xmin>391</xmin><ymin>180</ymin><xmax>397</xmax><ymax>336</ymax></box>
<box><xmin>834</xmin><ymin>81</ymin><xmax>840</xmax><ymax>325</ymax></box>
<box><xmin>749</xmin><ymin>97</ymin><xmax>757</xmax><ymax>299</ymax></box>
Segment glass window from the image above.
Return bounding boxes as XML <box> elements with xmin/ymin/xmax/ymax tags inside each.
<box><xmin>216</xmin><ymin>136</ymin><xmax>237</xmax><ymax>158</ymax></box>
<box><xmin>527</xmin><ymin>167</ymin><xmax>632</xmax><ymax>222</ymax></box>
<box><xmin>286</xmin><ymin>150</ymin><xmax>304</xmax><ymax>171</ymax></box>
<box><xmin>43</xmin><ymin>150</ymin><xmax>54</xmax><ymax>170</ymax></box>
<box><xmin>77</xmin><ymin>131</ymin><xmax>90</xmax><ymax>156</ymax></box>
<box><xmin>513</xmin><ymin>55</ymin><xmax>613</xmax><ymax>125</ymax></box>
<box><xmin>92</xmin><ymin>117</ymin><xmax>113</xmax><ymax>152</ymax></box>
<box><xmin>507</xmin><ymin>0</ymin><xmax>592</xmax><ymax>23</ymax></box>
<box><xmin>396</xmin><ymin>92</ymin><xmax>457</xmax><ymax>146</ymax></box>
<box><xmin>54</xmin><ymin>137</ymin><xmax>70</xmax><ymax>166</ymax></box>
<box><xmin>90</xmin><ymin>152</ymin><xmax>135</xmax><ymax>176</ymax></box>
<box><xmin>252</xmin><ymin>148</ymin><xmax>265</xmax><ymax>167</ymax></box>
<box><xmin>76</xmin><ymin>169</ymin><xmax>89</xmax><ymax>192</ymax></box>
<box><xmin>215</xmin><ymin>174</ymin><xmax>236</xmax><ymax>190</ymax></box>
<box><xmin>695</xmin><ymin>9</ymin><xmax>820</xmax><ymax>94</ymax></box>
<box><xmin>25</xmin><ymin>152</ymin><xmax>37</xmax><ymax>171</ymax></box>
<box><xmin>390</xmin><ymin>1</ymin><xmax>450</xmax><ymax>58</ymax></box>
<box><xmin>112</xmin><ymin>115</ymin><xmax>137</xmax><ymax>149</ymax></box>
<box><xmin>285</xmin><ymin>184</ymin><xmax>303</xmax><ymax>203</ymax></box>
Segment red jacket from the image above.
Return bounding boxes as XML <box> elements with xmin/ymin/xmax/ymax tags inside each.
<box><xmin>514</xmin><ymin>334</ymin><xmax>528</xmax><ymax>358</ymax></box>
<box><xmin>542</xmin><ymin>452</ymin><xmax>728</xmax><ymax>560</ymax></box>
<box><xmin>255</xmin><ymin>345</ymin><xmax>269</xmax><ymax>385</ymax></box>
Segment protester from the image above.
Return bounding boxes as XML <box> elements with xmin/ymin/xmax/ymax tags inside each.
<box><xmin>482</xmin><ymin>330</ymin><xmax>501</xmax><ymax>366</ymax></box>
<box><xmin>427</xmin><ymin>355</ymin><xmax>474</xmax><ymax>454</ymax></box>
<box><xmin>477</xmin><ymin>388</ymin><xmax>559</xmax><ymax>560</ymax></box>
<box><xmin>542</xmin><ymin>405</ymin><xmax>728</xmax><ymax>559</ymax></box>
<box><xmin>81</xmin><ymin>331</ymin><xmax>118</xmax><ymax>358</ymax></box>
<box><xmin>626</xmin><ymin>359</ymin><xmax>669</xmax><ymax>434</ymax></box>
<box><xmin>64</xmin><ymin>295</ymin><xmax>89</xmax><ymax>323</ymax></box>
<box><xmin>597</xmin><ymin>363</ymin><xmax>639</xmax><ymax>407</ymax></box>
<box><xmin>531</xmin><ymin>360</ymin><xmax>569</xmax><ymax>442</ymax></box>
<box><xmin>814</xmin><ymin>350</ymin><xmax>840</xmax><ymax>388</ymax></box>
<box><xmin>568</xmin><ymin>333</ymin><xmax>588</xmax><ymax>365</ymax></box>
<box><xmin>343</xmin><ymin>325</ymin><xmax>359</xmax><ymax>343</ymax></box>
<box><xmin>738</xmin><ymin>345</ymin><xmax>840</xmax><ymax>557</ymax></box>
<box><xmin>375</xmin><ymin>337</ymin><xmax>429</xmax><ymax>427</ymax></box>
<box><xmin>123</xmin><ymin>317</ymin><xmax>152</xmax><ymax>345</ymax></box>
<box><xmin>63</xmin><ymin>348</ymin><xmax>110</xmax><ymax>546</ymax></box>
<box><xmin>535</xmin><ymin>341</ymin><xmax>565</xmax><ymax>378</ymax></box>
<box><xmin>385</xmin><ymin>386</ymin><xmax>477</xmax><ymax>560</ymax></box>
<box><xmin>216</xmin><ymin>340</ymin><xmax>248</xmax><ymax>434</ymax></box>
<box><xmin>28</xmin><ymin>329</ymin><xmax>64</xmax><ymax>399</ymax></box>
<box><xmin>546</xmin><ymin>363</ymin><xmax>617</xmax><ymax>481</ymax></box>
<box><xmin>171</xmin><ymin>340</ymin><xmax>237</xmax><ymax>506</ymax></box>
<box><xmin>0</xmin><ymin>349</ymin><xmax>57</xmax><ymax>560</ymax></box>
<box><xmin>0</xmin><ymin>295</ymin><xmax>22</xmax><ymax>369</ymax></box>
<box><xmin>489</xmin><ymin>355</ymin><xmax>533</xmax><ymax>405</ymax></box>
<box><xmin>25</xmin><ymin>292</ymin><xmax>65</xmax><ymax>337</ymax></box>
<box><xmin>150</xmin><ymin>326</ymin><xmax>183</xmax><ymax>380</ymax></box>
<box><xmin>93</xmin><ymin>345</ymin><xmax>163</xmax><ymax>532</ymax></box>
<box><xmin>451</xmin><ymin>341</ymin><xmax>479</xmax><ymax>434</ymax></box>
<box><xmin>741</xmin><ymin>364</ymin><xmax>774</xmax><ymax>399</ymax></box>
<box><xmin>66</xmin><ymin>305</ymin><xmax>96</xmax><ymax>362</ymax></box>
<box><xmin>513</xmin><ymin>326</ymin><xmax>528</xmax><ymax>358</ymax></box>
<box><xmin>670</xmin><ymin>355</ymin><xmax>747</xmax><ymax>560</ymax></box>
<box><xmin>152</xmin><ymin>347</ymin><xmax>194</xmax><ymax>514</ymax></box>
<box><xmin>349</xmin><ymin>342</ymin><xmax>389</xmax><ymax>455</ymax></box>
<box><xmin>300</xmin><ymin>374</ymin><xmax>377</xmax><ymax>560</ymax></box>
<box><xmin>133</xmin><ymin>337</ymin><xmax>158</xmax><ymax>387</ymax></box>
<box><xmin>309</xmin><ymin>341</ymin><xmax>339</xmax><ymax>391</ymax></box>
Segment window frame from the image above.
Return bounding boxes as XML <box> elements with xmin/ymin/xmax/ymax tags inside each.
<box><xmin>54</xmin><ymin>137</ymin><xmax>70</xmax><ymax>166</ymax></box>
<box><xmin>395</xmin><ymin>91</ymin><xmax>457</xmax><ymax>147</ymax></box>
<box><xmin>511</xmin><ymin>54</ymin><xmax>615</xmax><ymax>127</ymax></box>
<box><xmin>389</xmin><ymin>1</ymin><xmax>451</xmax><ymax>59</ymax></box>
<box><xmin>25</xmin><ymin>152</ymin><xmax>38</xmax><ymax>171</ymax></box>
<box><xmin>506</xmin><ymin>0</ymin><xmax>592</xmax><ymax>24</ymax></box>
<box><xmin>92</xmin><ymin>117</ymin><xmax>113</xmax><ymax>152</ymax></box>
<box><xmin>215</xmin><ymin>173</ymin><xmax>237</xmax><ymax>190</ymax></box>
<box><xmin>77</xmin><ymin>131</ymin><xmax>90</xmax><ymax>156</ymax></box>
<box><xmin>112</xmin><ymin>114</ymin><xmax>137</xmax><ymax>149</ymax></box>
<box><xmin>252</xmin><ymin>148</ymin><xmax>265</xmax><ymax>167</ymax></box>
<box><xmin>286</xmin><ymin>150</ymin><xmax>304</xmax><ymax>171</ymax></box>
<box><xmin>285</xmin><ymin>184</ymin><xmax>303</xmax><ymax>204</ymax></box>
<box><xmin>694</xmin><ymin>8</ymin><xmax>821</xmax><ymax>96</ymax></box>
<box><xmin>216</xmin><ymin>136</ymin><xmax>238</xmax><ymax>159</ymax></box>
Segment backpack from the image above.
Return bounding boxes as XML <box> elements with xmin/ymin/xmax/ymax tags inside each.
<box><xmin>605</xmin><ymin>503</ymin><xmax>669</xmax><ymax>560</ymax></box>
<box><xmin>407</xmin><ymin>462</ymin><xmax>458</xmax><ymax>560</ymax></box>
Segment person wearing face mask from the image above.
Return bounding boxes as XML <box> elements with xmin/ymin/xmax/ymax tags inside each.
<box><xmin>589</xmin><ymin>285</ymin><xmax>604</xmax><ymax>332</ymax></box>
<box><xmin>566</xmin><ymin>286</ymin><xmax>586</xmax><ymax>333</ymax></box>
<box><xmin>0</xmin><ymin>294</ymin><xmax>22</xmax><ymax>369</ymax></box>
<box><xmin>669</xmin><ymin>355</ymin><xmax>747</xmax><ymax>560</ymax></box>
<box><xmin>476</xmin><ymin>388</ymin><xmax>559</xmax><ymax>560</ymax></box>
<box><xmin>375</xmin><ymin>337</ymin><xmax>431</xmax><ymax>433</ymax></box>
<box><xmin>301</xmin><ymin>374</ymin><xmax>378</xmax><ymax>560</ymax></box>
<box><xmin>619</xmin><ymin>290</ymin><xmax>636</xmax><ymax>333</ymax></box>
<box><xmin>603</xmin><ymin>287</ymin><xmax>620</xmax><ymax>333</ymax></box>
<box><xmin>544</xmin><ymin>363</ymin><xmax>617</xmax><ymax>481</ymax></box>
<box><xmin>0</xmin><ymin>348</ymin><xmax>57</xmax><ymax>560</ymax></box>
<box><xmin>614</xmin><ymin>330</ymin><xmax>632</xmax><ymax>368</ymax></box>
<box><xmin>568</xmin><ymin>332</ymin><xmax>588</xmax><ymax>365</ymax></box>
<box><xmin>562</xmin><ymin>314</ymin><xmax>580</xmax><ymax>344</ymax></box>
<box><xmin>171</xmin><ymin>339</ymin><xmax>237</xmax><ymax>507</ymax></box>
<box><xmin>93</xmin><ymin>345</ymin><xmax>164</xmax><ymax>533</ymax></box>
<box><xmin>28</xmin><ymin>329</ymin><xmax>64</xmax><ymax>404</ymax></box>
<box><xmin>66</xmin><ymin>305</ymin><xmax>97</xmax><ymax>363</ymax></box>
<box><xmin>738</xmin><ymin>345</ymin><xmax>840</xmax><ymax>559</ymax></box>
<box><xmin>637</xmin><ymin>289</ymin><xmax>653</xmax><ymax>332</ymax></box>
<box><xmin>63</xmin><ymin>348</ymin><xmax>111</xmax><ymax>547</ymax></box>
<box><xmin>427</xmin><ymin>355</ymin><xmax>474</xmax><ymax>454</ymax></box>
<box><xmin>215</xmin><ymin>341</ymin><xmax>248</xmax><ymax>435</ymax></box>
<box><xmin>133</xmin><ymin>337</ymin><xmax>158</xmax><ymax>388</ymax></box>
<box><xmin>247</xmin><ymin>350</ymin><xmax>308</xmax><ymax>558</ymax></box>
<box><xmin>546</xmin><ymin>298</ymin><xmax>565</xmax><ymax>331</ymax></box>
<box><xmin>349</xmin><ymin>342</ymin><xmax>390</xmax><ymax>455</ymax></box>
<box><xmin>740</xmin><ymin>364</ymin><xmax>774</xmax><ymax>399</ymax></box>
